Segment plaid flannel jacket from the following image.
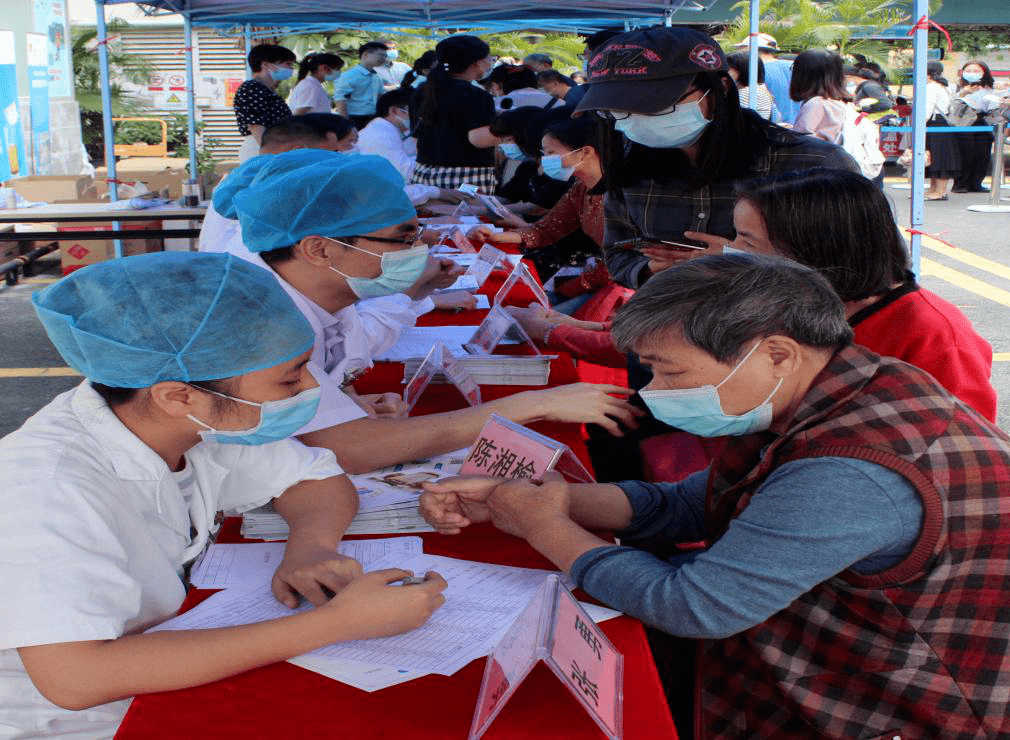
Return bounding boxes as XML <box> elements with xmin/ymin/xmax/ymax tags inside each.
<box><xmin>602</xmin><ymin>124</ymin><xmax>859</xmax><ymax>289</ymax></box>
<box><xmin>699</xmin><ymin>344</ymin><xmax>1010</xmax><ymax>740</ymax></box>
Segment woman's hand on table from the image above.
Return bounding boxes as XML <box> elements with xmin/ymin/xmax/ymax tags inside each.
<box><xmin>418</xmin><ymin>475</ymin><xmax>498</xmax><ymax>534</ymax></box>
<box><xmin>354</xmin><ymin>392</ymin><xmax>409</xmax><ymax>418</ymax></box>
<box><xmin>322</xmin><ymin>569</ymin><xmax>447</xmax><ymax>639</ymax></box>
<box><xmin>507</xmin><ymin>383</ymin><xmax>643</xmax><ymax>436</ymax></box>
<box><xmin>467</xmin><ymin>225</ymin><xmax>522</xmax><ymax>245</ymax></box>
<box><xmin>506</xmin><ymin>304</ymin><xmax>606</xmax><ymax>343</ymax></box>
<box><xmin>272</xmin><ymin>544</ymin><xmax>364</xmax><ymax>608</ymax></box>
<box><xmin>431</xmin><ymin>290</ymin><xmax>478</xmax><ymax>311</ymax></box>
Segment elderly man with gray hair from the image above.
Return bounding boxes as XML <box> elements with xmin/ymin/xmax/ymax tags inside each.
<box><xmin>420</xmin><ymin>253</ymin><xmax>1010</xmax><ymax>739</ymax></box>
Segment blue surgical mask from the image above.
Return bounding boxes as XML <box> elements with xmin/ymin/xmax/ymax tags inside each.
<box><xmin>328</xmin><ymin>240</ymin><xmax>429</xmax><ymax>299</ymax></box>
<box><xmin>386</xmin><ymin>49</ymin><xmax>399</xmax><ymax>61</ymax></box>
<box><xmin>614</xmin><ymin>92</ymin><xmax>711</xmax><ymax>149</ymax></box>
<box><xmin>189</xmin><ymin>386</ymin><xmax>321</xmax><ymax>445</ymax></box>
<box><xmin>270</xmin><ymin>66</ymin><xmax>294</xmax><ymax>82</ymax></box>
<box><xmin>541</xmin><ymin>152</ymin><xmax>578</xmax><ymax>181</ymax></box>
<box><xmin>639</xmin><ymin>340</ymin><xmax>783</xmax><ymax>437</ymax></box>
<box><xmin>963</xmin><ymin>71</ymin><xmax>983</xmax><ymax>84</ymax></box>
<box><xmin>722</xmin><ymin>245</ymin><xmax>748</xmax><ymax>255</ymax></box>
<box><xmin>498</xmin><ymin>142</ymin><xmax>525</xmax><ymax>161</ymax></box>
<box><xmin>411</xmin><ymin>74</ymin><xmax>427</xmax><ymax>88</ymax></box>
<box><xmin>325</xmin><ymin>70</ymin><xmax>341</xmax><ymax>82</ymax></box>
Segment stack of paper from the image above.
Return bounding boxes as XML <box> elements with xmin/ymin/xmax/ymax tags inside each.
<box><xmin>242</xmin><ymin>453</ymin><xmax>468</xmax><ymax>540</ymax></box>
<box><xmin>402</xmin><ymin>354</ymin><xmax>554</xmax><ymax>386</ymax></box>
<box><xmin>157</xmin><ymin>550</ymin><xmax>622</xmax><ymax>692</ymax></box>
<box><xmin>375</xmin><ymin>326</ymin><xmax>482</xmax><ymax>362</ymax></box>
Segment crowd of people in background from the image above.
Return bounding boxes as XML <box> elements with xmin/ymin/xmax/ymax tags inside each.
<box><xmin>7</xmin><ymin>22</ymin><xmax>1010</xmax><ymax>740</ymax></box>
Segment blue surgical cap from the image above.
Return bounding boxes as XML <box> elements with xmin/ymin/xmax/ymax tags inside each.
<box><xmin>212</xmin><ymin>148</ymin><xmax>340</xmax><ymax>219</ymax></box>
<box><xmin>33</xmin><ymin>252</ymin><xmax>314</xmax><ymax>388</ymax></box>
<box><xmin>234</xmin><ymin>154</ymin><xmax>416</xmax><ymax>253</ymax></box>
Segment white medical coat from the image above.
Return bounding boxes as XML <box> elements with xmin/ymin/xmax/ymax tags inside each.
<box><xmin>0</xmin><ymin>382</ymin><xmax>344</xmax><ymax>739</ymax></box>
<box><xmin>197</xmin><ymin>215</ymin><xmax>433</xmax><ymax>432</ymax></box>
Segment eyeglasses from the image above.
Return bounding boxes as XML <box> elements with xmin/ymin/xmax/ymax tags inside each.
<box><xmin>351</xmin><ymin>225</ymin><xmax>427</xmax><ymax>246</ymax></box>
<box><xmin>594</xmin><ymin>88</ymin><xmax>703</xmax><ymax>121</ymax></box>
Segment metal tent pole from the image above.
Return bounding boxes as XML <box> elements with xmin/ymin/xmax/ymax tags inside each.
<box><xmin>95</xmin><ymin>0</ymin><xmax>123</xmax><ymax>258</ymax></box>
<box><xmin>183</xmin><ymin>15</ymin><xmax>201</xmax><ymax>204</ymax></box>
<box><xmin>244</xmin><ymin>24</ymin><xmax>253</xmax><ymax>78</ymax></box>
<box><xmin>907</xmin><ymin>0</ymin><xmax>928</xmax><ymax>276</ymax></box>
<box><xmin>745</xmin><ymin>0</ymin><xmax>759</xmax><ymax>110</ymax></box>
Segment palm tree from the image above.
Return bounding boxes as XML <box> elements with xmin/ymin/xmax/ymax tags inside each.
<box><xmin>719</xmin><ymin>0</ymin><xmax>916</xmax><ymax>71</ymax></box>
<box><xmin>72</xmin><ymin>20</ymin><xmax>151</xmax><ymax>162</ymax></box>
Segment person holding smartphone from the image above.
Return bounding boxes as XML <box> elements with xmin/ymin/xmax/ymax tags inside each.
<box><xmin>575</xmin><ymin>27</ymin><xmax>858</xmax><ymax>288</ymax></box>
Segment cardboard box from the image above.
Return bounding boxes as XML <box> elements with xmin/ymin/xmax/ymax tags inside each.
<box><xmin>57</xmin><ymin>220</ymin><xmax>163</xmax><ymax>274</ymax></box>
<box><xmin>4</xmin><ymin>175</ymin><xmax>98</xmax><ymax>204</ymax></box>
<box><xmin>93</xmin><ymin>166</ymin><xmax>188</xmax><ymax>200</ymax></box>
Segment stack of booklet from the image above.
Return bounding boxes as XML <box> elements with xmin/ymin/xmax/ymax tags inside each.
<box><xmin>241</xmin><ymin>451</ymin><xmax>468</xmax><ymax>540</ymax></box>
<box><xmin>377</xmin><ymin>325</ymin><xmax>553</xmax><ymax>386</ymax></box>
<box><xmin>402</xmin><ymin>354</ymin><xmax>553</xmax><ymax>386</ymax></box>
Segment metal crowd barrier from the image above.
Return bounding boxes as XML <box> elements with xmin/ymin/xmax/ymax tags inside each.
<box><xmin>880</xmin><ymin>121</ymin><xmax>1010</xmax><ymax>213</ymax></box>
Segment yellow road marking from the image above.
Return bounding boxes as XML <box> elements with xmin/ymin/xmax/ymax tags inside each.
<box><xmin>20</xmin><ymin>277</ymin><xmax>57</xmax><ymax>284</ymax></box>
<box><xmin>920</xmin><ymin>257</ymin><xmax>1010</xmax><ymax>309</ymax></box>
<box><xmin>994</xmin><ymin>353</ymin><xmax>1010</xmax><ymax>362</ymax></box>
<box><xmin>0</xmin><ymin>367</ymin><xmax>81</xmax><ymax>378</ymax></box>
<box><xmin>908</xmin><ymin>230</ymin><xmax>1010</xmax><ymax>282</ymax></box>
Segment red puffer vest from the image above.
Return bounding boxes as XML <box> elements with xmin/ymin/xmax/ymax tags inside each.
<box><xmin>698</xmin><ymin>344</ymin><xmax>1010</xmax><ymax>740</ymax></box>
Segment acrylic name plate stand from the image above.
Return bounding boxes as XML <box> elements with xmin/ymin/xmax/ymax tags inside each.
<box><xmin>459</xmin><ymin>414</ymin><xmax>594</xmax><ymax>484</ymax></box>
<box><xmin>402</xmin><ymin>342</ymin><xmax>482</xmax><ymax>412</ymax></box>
<box><xmin>470</xmin><ymin>575</ymin><xmax>623</xmax><ymax>740</ymax></box>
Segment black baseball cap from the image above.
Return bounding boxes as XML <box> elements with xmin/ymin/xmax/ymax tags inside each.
<box><xmin>575</xmin><ymin>27</ymin><xmax>727</xmax><ymax>115</ymax></box>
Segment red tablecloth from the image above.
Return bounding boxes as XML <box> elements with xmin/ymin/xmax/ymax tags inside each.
<box><xmin>115</xmin><ymin>265</ymin><xmax>676</xmax><ymax>740</ymax></box>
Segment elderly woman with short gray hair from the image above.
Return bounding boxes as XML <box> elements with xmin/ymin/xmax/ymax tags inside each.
<box><xmin>420</xmin><ymin>253</ymin><xmax>1010</xmax><ymax>739</ymax></box>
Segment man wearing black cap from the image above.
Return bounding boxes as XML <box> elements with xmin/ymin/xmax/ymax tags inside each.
<box><xmin>575</xmin><ymin>26</ymin><xmax>859</xmax><ymax>290</ymax></box>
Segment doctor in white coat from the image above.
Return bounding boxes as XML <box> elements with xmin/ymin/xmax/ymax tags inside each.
<box><xmin>229</xmin><ymin>153</ymin><xmax>642</xmax><ymax>474</ymax></box>
<box><xmin>0</xmin><ymin>252</ymin><xmax>446</xmax><ymax>739</ymax></box>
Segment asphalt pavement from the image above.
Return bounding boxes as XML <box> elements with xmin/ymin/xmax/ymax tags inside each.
<box><xmin>1</xmin><ymin>179</ymin><xmax>1008</xmax><ymax>436</ymax></box>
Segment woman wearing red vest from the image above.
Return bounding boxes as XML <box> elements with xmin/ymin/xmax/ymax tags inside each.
<box><xmin>688</xmin><ymin>167</ymin><xmax>997</xmax><ymax>422</ymax></box>
<box><xmin>421</xmin><ymin>254</ymin><xmax>1010</xmax><ymax>739</ymax></box>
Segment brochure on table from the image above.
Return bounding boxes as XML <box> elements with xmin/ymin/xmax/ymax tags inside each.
<box><xmin>470</xmin><ymin>575</ymin><xmax>623</xmax><ymax>740</ymax></box>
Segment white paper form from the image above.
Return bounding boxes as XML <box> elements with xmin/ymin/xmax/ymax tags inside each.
<box><xmin>375</xmin><ymin>326</ymin><xmax>484</xmax><ymax>361</ymax></box>
<box><xmin>308</xmin><ymin>554</ymin><xmax>555</xmax><ymax>675</ymax></box>
<box><xmin>287</xmin><ymin>655</ymin><xmax>426</xmax><ymax>692</ymax></box>
<box><xmin>190</xmin><ymin>537</ymin><xmax>423</xmax><ymax>590</ymax></box>
<box><xmin>154</xmin><ymin>554</ymin><xmax>559</xmax><ymax>676</ymax></box>
<box><xmin>437</xmin><ymin>275</ymin><xmax>481</xmax><ymax>292</ymax></box>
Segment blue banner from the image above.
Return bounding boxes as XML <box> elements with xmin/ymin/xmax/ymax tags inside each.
<box><xmin>28</xmin><ymin>33</ymin><xmax>51</xmax><ymax>175</ymax></box>
<box><xmin>0</xmin><ymin>31</ymin><xmax>28</xmax><ymax>181</ymax></box>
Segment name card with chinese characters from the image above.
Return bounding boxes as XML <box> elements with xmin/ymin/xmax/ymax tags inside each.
<box><xmin>445</xmin><ymin>226</ymin><xmax>477</xmax><ymax>253</ymax></box>
<box><xmin>470</xmin><ymin>575</ymin><xmax>623</xmax><ymax>740</ymax></box>
<box><xmin>464</xmin><ymin>304</ymin><xmax>540</xmax><ymax>357</ymax></box>
<box><xmin>493</xmin><ymin>260</ymin><xmax>550</xmax><ymax>309</ymax></box>
<box><xmin>475</xmin><ymin>192</ymin><xmax>512</xmax><ymax>219</ymax></box>
<box><xmin>459</xmin><ymin>414</ymin><xmax>594</xmax><ymax>483</ymax></box>
<box><xmin>403</xmin><ymin>342</ymin><xmax>481</xmax><ymax>412</ymax></box>
<box><xmin>464</xmin><ymin>244</ymin><xmax>508</xmax><ymax>287</ymax></box>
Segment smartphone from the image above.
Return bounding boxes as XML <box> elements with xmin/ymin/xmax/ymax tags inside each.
<box><xmin>612</xmin><ymin>237</ymin><xmax>707</xmax><ymax>252</ymax></box>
